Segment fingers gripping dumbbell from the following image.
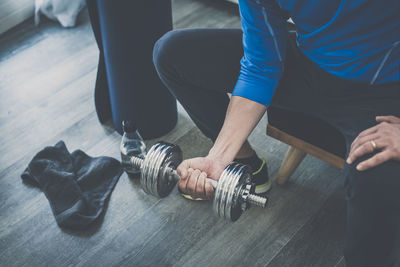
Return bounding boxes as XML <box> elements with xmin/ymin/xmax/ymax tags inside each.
<box><xmin>131</xmin><ymin>142</ymin><xmax>268</xmax><ymax>221</ymax></box>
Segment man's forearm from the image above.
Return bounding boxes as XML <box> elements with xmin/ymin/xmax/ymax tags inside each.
<box><xmin>207</xmin><ymin>95</ymin><xmax>267</xmax><ymax>165</ymax></box>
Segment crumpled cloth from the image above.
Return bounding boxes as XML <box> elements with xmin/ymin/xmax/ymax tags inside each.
<box><xmin>35</xmin><ymin>0</ymin><xmax>86</xmax><ymax>27</ymax></box>
<box><xmin>21</xmin><ymin>141</ymin><xmax>122</xmax><ymax>230</ymax></box>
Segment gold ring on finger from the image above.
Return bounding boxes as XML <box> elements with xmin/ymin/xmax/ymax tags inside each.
<box><xmin>370</xmin><ymin>140</ymin><xmax>377</xmax><ymax>150</ymax></box>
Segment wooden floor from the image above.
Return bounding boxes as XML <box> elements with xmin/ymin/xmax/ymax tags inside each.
<box><xmin>0</xmin><ymin>0</ymin><xmax>346</xmax><ymax>266</ymax></box>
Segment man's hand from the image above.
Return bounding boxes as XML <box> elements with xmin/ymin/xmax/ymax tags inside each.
<box><xmin>176</xmin><ymin>95</ymin><xmax>267</xmax><ymax>199</ymax></box>
<box><xmin>176</xmin><ymin>96</ymin><xmax>267</xmax><ymax>199</ymax></box>
<box><xmin>176</xmin><ymin>156</ymin><xmax>226</xmax><ymax>200</ymax></box>
<box><xmin>347</xmin><ymin>116</ymin><xmax>400</xmax><ymax>171</ymax></box>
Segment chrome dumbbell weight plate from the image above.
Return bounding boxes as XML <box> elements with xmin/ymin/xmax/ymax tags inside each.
<box><xmin>140</xmin><ymin>142</ymin><xmax>182</xmax><ymax>198</ymax></box>
<box><xmin>213</xmin><ymin>163</ymin><xmax>253</xmax><ymax>221</ymax></box>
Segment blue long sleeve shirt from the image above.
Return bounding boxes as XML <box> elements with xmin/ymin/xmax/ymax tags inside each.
<box><xmin>232</xmin><ymin>0</ymin><xmax>400</xmax><ymax>106</ymax></box>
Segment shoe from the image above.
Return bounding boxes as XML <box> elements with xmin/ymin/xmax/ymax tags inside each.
<box><xmin>179</xmin><ymin>188</ymin><xmax>206</xmax><ymax>201</ymax></box>
<box><xmin>180</xmin><ymin>192</ymin><xmax>206</xmax><ymax>201</ymax></box>
<box><xmin>251</xmin><ymin>158</ymin><xmax>271</xmax><ymax>194</ymax></box>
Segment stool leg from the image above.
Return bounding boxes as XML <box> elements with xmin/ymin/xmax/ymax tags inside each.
<box><xmin>275</xmin><ymin>146</ymin><xmax>307</xmax><ymax>185</ymax></box>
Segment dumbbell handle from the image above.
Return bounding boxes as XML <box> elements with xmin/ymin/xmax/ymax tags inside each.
<box><xmin>168</xmin><ymin>168</ymin><xmax>218</xmax><ymax>188</ymax></box>
<box><xmin>131</xmin><ymin>156</ymin><xmax>267</xmax><ymax>208</ymax></box>
<box><xmin>131</xmin><ymin>156</ymin><xmax>217</xmax><ymax>186</ymax></box>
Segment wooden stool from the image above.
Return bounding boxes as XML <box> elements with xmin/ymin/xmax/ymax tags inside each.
<box><xmin>266</xmin><ymin>106</ymin><xmax>346</xmax><ymax>185</ymax></box>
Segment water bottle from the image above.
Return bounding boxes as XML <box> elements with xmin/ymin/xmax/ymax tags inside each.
<box><xmin>120</xmin><ymin>120</ymin><xmax>146</xmax><ymax>175</ymax></box>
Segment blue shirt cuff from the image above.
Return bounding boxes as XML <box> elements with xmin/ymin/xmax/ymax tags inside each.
<box><xmin>232</xmin><ymin>78</ymin><xmax>277</xmax><ymax>107</ymax></box>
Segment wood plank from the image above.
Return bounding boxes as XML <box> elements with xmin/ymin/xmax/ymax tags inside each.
<box><xmin>173</xmin><ymin>161</ymin><xmax>342</xmax><ymax>266</ymax></box>
<box><xmin>0</xmin><ymin>112</ymin><xmax>196</xmax><ymax>267</ymax></box>
<box><xmin>0</xmin><ymin>68</ymin><xmax>97</xmax><ymax>170</ymax></box>
<box><xmin>0</xmin><ymin>16</ymin><xmax>96</xmax><ymax>91</ymax></box>
<box><xmin>0</xmin><ymin>127</ymin><xmax>205</xmax><ymax>267</ymax></box>
<box><xmin>0</xmin><ymin>0</ymin><xmax>34</xmax><ymax>35</ymax></box>
<box><xmin>173</xmin><ymin>0</ymin><xmax>241</xmax><ymax>29</ymax></box>
<box><xmin>267</xmin><ymin>124</ymin><xmax>345</xmax><ymax>169</ymax></box>
<box><xmin>266</xmin><ymin>189</ymin><xmax>346</xmax><ymax>267</ymax></box>
<box><xmin>0</xmin><ymin>109</ymin><xmax>195</xmax><ymax>226</ymax></box>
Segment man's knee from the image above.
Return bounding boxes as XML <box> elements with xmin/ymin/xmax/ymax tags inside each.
<box><xmin>153</xmin><ymin>30</ymin><xmax>186</xmax><ymax>73</ymax></box>
<box><xmin>344</xmin><ymin>156</ymin><xmax>400</xmax><ymax>202</ymax></box>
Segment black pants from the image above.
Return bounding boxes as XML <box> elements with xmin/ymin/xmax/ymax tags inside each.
<box><xmin>153</xmin><ymin>28</ymin><xmax>400</xmax><ymax>266</ymax></box>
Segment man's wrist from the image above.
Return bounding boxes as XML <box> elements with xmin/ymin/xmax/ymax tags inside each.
<box><xmin>207</xmin><ymin>144</ymin><xmax>236</xmax><ymax>167</ymax></box>
<box><xmin>205</xmin><ymin>95</ymin><xmax>267</xmax><ymax>167</ymax></box>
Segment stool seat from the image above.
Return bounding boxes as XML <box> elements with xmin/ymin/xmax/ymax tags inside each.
<box><xmin>267</xmin><ymin>105</ymin><xmax>346</xmax><ymax>184</ymax></box>
<box><xmin>268</xmin><ymin>106</ymin><xmax>346</xmax><ymax>158</ymax></box>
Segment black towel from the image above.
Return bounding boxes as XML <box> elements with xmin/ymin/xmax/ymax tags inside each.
<box><xmin>21</xmin><ymin>141</ymin><xmax>123</xmax><ymax>230</ymax></box>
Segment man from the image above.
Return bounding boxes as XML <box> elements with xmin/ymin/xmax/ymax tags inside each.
<box><xmin>152</xmin><ymin>0</ymin><xmax>400</xmax><ymax>265</ymax></box>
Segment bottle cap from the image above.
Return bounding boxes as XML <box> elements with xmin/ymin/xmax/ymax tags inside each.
<box><xmin>122</xmin><ymin>120</ymin><xmax>137</xmax><ymax>133</ymax></box>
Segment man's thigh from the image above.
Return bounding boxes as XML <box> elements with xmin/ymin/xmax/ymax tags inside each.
<box><xmin>343</xmin><ymin>151</ymin><xmax>400</xmax><ymax>266</ymax></box>
<box><xmin>333</xmin><ymin>99</ymin><xmax>400</xmax><ymax>266</ymax></box>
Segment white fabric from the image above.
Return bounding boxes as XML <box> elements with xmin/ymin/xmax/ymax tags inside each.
<box><xmin>35</xmin><ymin>0</ymin><xmax>86</xmax><ymax>27</ymax></box>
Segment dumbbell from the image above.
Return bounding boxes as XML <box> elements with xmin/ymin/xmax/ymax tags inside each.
<box><xmin>131</xmin><ymin>142</ymin><xmax>268</xmax><ymax>221</ymax></box>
